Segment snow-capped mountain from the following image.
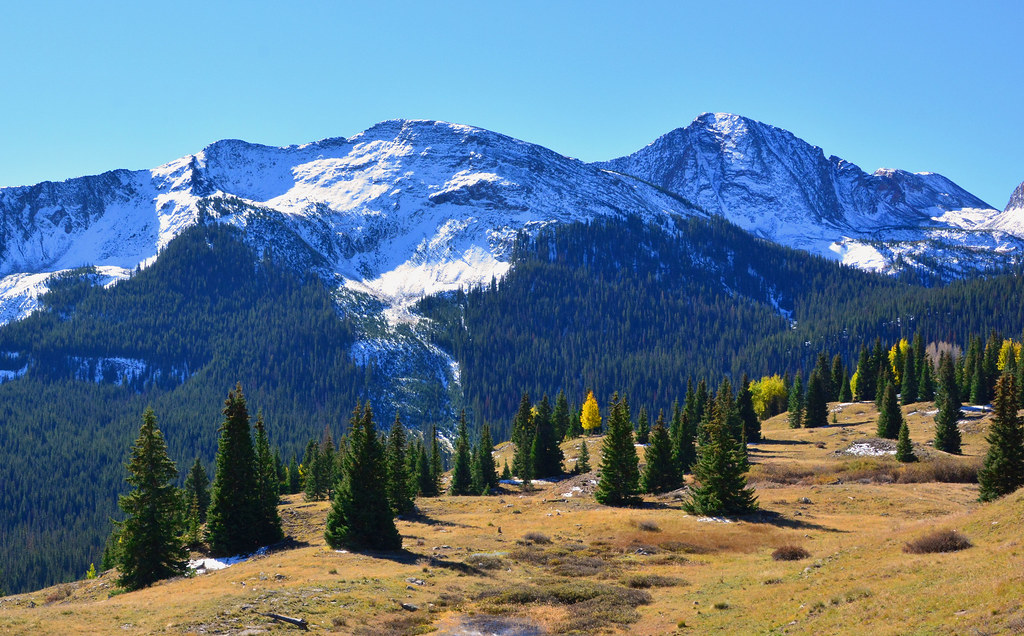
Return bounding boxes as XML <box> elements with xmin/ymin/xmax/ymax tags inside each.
<box><xmin>983</xmin><ymin>180</ymin><xmax>1024</xmax><ymax>234</ymax></box>
<box><xmin>600</xmin><ymin>113</ymin><xmax>1023</xmax><ymax>275</ymax></box>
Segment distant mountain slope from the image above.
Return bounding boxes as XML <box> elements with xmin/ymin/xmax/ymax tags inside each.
<box><xmin>599</xmin><ymin>113</ymin><xmax>1023</xmax><ymax>277</ymax></box>
<box><xmin>983</xmin><ymin>180</ymin><xmax>1024</xmax><ymax>234</ymax></box>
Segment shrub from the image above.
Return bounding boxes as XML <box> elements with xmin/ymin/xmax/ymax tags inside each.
<box><xmin>903</xmin><ymin>530</ymin><xmax>972</xmax><ymax>554</ymax></box>
<box><xmin>623</xmin><ymin>574</ymin><xmax>683</xmax><ymax>588</ymax></box>
<box><xmin>772</xmin><ymin>545</ymin><xmax>811</xmax><ymax>561</ymax></box>
<box><xmin>466</xmin><ymin>554</ymin><xmax>506</xmax><ymax>570</ymax></box>
<box><xmin>635</xmin><ymin>519</ymin><xmax>661</xmax><ymax>532</ymax></box>
<box><xmin>522</xmin><ymin>532</ymin><xmax>552</xmax><ymax>544</ymax></box>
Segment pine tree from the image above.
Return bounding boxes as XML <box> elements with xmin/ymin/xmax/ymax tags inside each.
<box><xmin>429</xmin><ymin>425</ymin><xmax>443</xmax><ymax>492</ymax></box>
<box><xmin>477</xmin><ymin>423</ymin><xmax>499</xmax><ymax>492</ymax></box>
<box><xmin>206</xmin><ymin>383</ymin><xmax>262</xmax><ymax>557</ymax></box>
<box><xmin>501</xmin><ymin>459</ymin><xmax>512</xmax><ymax>480</ymax></box>
<box><xmin>895</xmin><ymin>421</ymin><xmax>916</xmax><ymax>462</ymax></box>
<box><xmin>917</xmin><ymin>354</ymin><xmax>935</xmax><ymax>402</ymax></box>
<box><xmin>450</xmin><ymin>409</ymin><xmax>474</xmax><ymax>495</ymax></box>
<box><xmin>737</xmin><ymin>374</ymin><xmax>760</xmax><ymax>442</ymax></box>
<box><xmin>875</xmin><ymin>358</ymin><xmax>892</xmax><ymax>410</ymax></box>
<box><xmin>830</xmin><ymin>354</ymin><xmax>845</xmax><ymax>402</ymax></box>
<box><xmin>839</xmin><ymin>369</ymin><xmax>853</xmax><ymax>403</ymax></box>
<box><xmin>978</xmin><ymin>374</ymin><xmax>1024</xmax><ymax>502</ymax></box>
<box><xmin>804</xmin><ymin>370</ymin><xmax>828</xmax><ymax>428</ymax></box>
<box><xmin>855</xmin><ymin>344</ymin><xmax>872</xmax><ymax>401</ymax></box>
<box><xmin>301</xmin><ymin>439</ymin><xmax>319</xmax><ymax>496</ymax></box>
<box><xmin>671</xmin><ymin>401</ymin><xmax>695</xmax><ymax>476</ymax></box>
<box><xmin>116</xmin><ymin>408</ymin><xmax>187</xmax><ymax>590</ymax></box>
<box><xmin>553</xmin><ymin>390</ymin><xmax>571</xmax><ymax>441</ymax></box>
<box><xmin>325</xmin><ymin>403</ymin><xmax>402</xmax><ymax>550</ymax></box>
<box><xmin>788</xmin><ymin>372</ymin><xmax>803</xmax><ymax>429</ymax></box>
<box><xmin>901</xmin><ymin>349</ymin><xmax>918</xmax><ymax>405</ymax></box>
<box><xmin>684</xmin><ymin>382</ymin><xmax>758</xmax><ymax>516</ymax></box>
<box><xmin>580</xmin><ymin>390</ymin><xmax>601</xmax><ymax>435</ymax></box>
<box><xmin>510</xmin><ymin>393</ymin><xmax>534</xmax><ymax>477</ymax></box>
<box><xmin>530</xmin><ymin>395</ymin><xmax>564</xmax><ymax>478</ymax></box>
<box><xmin>287</xmin><ymin>457</ymin><xmax>301</xmax><ymax>494</ymax></box>
<box><xmin>575</xmin><ymin>440</ymin><xmax>591</xmax><ymax>474</ymax></box>
<box><xmin>183</xmin><ymin>457</ymin><xmax>210</xmax><ymax>524</ymax></box>
<box><xmin>417</xmin><ymin>442</ymin><xmax>437</xmax><ymax>497</ymax></box>
<box><xmin>641</xmin><ymin>413</ymin><xmax>679</xmax><ymax>493</ymax></box>
<box><xmin>315</xmin><ymin>426</ymin><xmax>337</xmax><ymax>500</ymax></box>
<box><xmin>876</xmin><ymin>382</ymin><xmax>902</xmax><ymax>439</ymax></box>
<box><xmin>934</xmin><ymin>352</ymin><xmax>963</xmax><ymax>454</ymax></box>
<box><xmin>636</xmin><ymin>406</ymin><xmax>650</xmax><ymax>445</ymax></box>
<box><xmin>594</xmin><ymin>394</ymin><xmax>641</xmax><ymax>506</ymax></box>
<box><xmin>386</xmin><ymin>413</ymin><xmax>415</xmax><ymax>513</ymax></box>
<box><xmin>253</xmin><ymin>413</ymin><xmax>284</xmax><ymax>545</ymax></box>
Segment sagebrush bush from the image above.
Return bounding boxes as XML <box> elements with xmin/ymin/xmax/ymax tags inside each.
<box><xmin>903</xmin><ymin>530</ymin><xmax>972</xmax><ymax>554</ymax></box>
<box><xmin>772</xmin><ymin>545</ymin><xmax>811</xmax><ymax>561</ymax></box>
<box><xmin>522</xmin><ymin>531</ymin><xmax>552</xmax><ymax>544</ymax></box>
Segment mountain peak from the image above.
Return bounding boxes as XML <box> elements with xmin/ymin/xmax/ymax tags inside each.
<box><xmin>1005</xmin><ymin>181</ymin><xmax>1024</xmax><ymax>213</ymax></box>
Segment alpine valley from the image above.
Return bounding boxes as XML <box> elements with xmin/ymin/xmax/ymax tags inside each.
<box><xmin>2</xmin><ymin>113</ymin><xmax>1024</xmax><ymax>595</ymax></box>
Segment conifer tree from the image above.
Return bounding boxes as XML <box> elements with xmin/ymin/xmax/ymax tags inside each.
<box><xmin>206</xmin><ymin>383</ymin><xmax>262</xmax><ymax>557</ymax></box>
<box><xmin>530</xmin><ymin>395</ymin><xmax>564</xmax><ymax>478</ymax></box>
<box><xmin>287</xmin><ymin>456</ymin><xmax>301</xmax><ymax>494</ymax></box>
<box><xmin>510</xmin><ymin>393</ymin><xmax>534</xmax><ymax>477</ymax></box>
<box><xmin>641</xmin><ymin>413</ymin><xmax>679</xmax><ymax>493</ymax></box>
<box><xmin>895</xmin><ymin>421</ymin><xmax>916</xmax><ymax>462</ymax></box>
<box><xmin>450</xmin><ymin>409</ymin><xmax>474</xmax><ymax>495</ymax></box>
<box><xmin>684</xmin><ymin>382</ymin><xmax>758</xmax><ymax>516</ymax></box>
<box><xmin>978</xmin><ymin>374</ymin><xmax>1024</xmax><ymax>502</ymax></box>
<box><xmin>471</xmin><ymin>422</ymin><xmax>499</xmax><ymax>494</ymax></box>
<box><xmin>501</xmin><ymin>459</ymin><xmax>512</xmax><ymax>480</ymax></box>
<box><xmin>575</xmin><ymin>439</ymin><xmax>591</xmax><ymax>474</ymax></box>
<box><xmin>580</xmin><ymin>390</ymin><xmax>601</xmax><ymax>435</ymax></box>
<box><xmin>116</xmin><ymin>408</ymin><xmax>187</xmax><ymax>590</ymax></box>
<box><xmin>901</xmin><ymin>350</ymin><xmax>918</xmax><ymax>405</ymax></box>
<box><xmin>301</xmin><ymin>438</ymin><xmax>318</xmax><ymax>495</ymax></box>
<box><xmin>830</xmin><ymin>355</ymin><xmax>845</xmax><ymax>403</ymax></box>
<box><xmin>417</xmin><ymin>442</ymin><xmax>437</xmax><ymax>496</ymax></box>
<box><xmin>594</xmin><ymin>394</ymin><xmax>641</xmax><ymax>506</ymax></box>
<box><xmin>325</xmin><ymin>403</ymin><xmax>401</xmax><ymax>550</ymax></box>
<box><xmin>917</xmin><ymin>355</ymin><xmax>935</xmax><ymax>402</ymax></box>
<box><xmin>315</xmin><ymin>426</ymin><xmax>337</xmax><ymax>499</ymax></box>
<box><xmin>183</xmin><ymin>457</ymin><xmax>210</xmax><ymax>524</ymax></box>
<box><xmin>855</xmin><ymin>344</ymin><xmax>872</xmax><ymax>401</ymax></box>
<box><xmin>788</xmin><ymin>372</ymin><xmax>803</xmax><ymax>429</ymax></box>
<box><xmin>553</xmin><ymin>390</ymin><xmax>571</xmax><ymax>441</ymax></box>
<box><xmin>876</xmin><ymin>381</ymin><xmax>902</xmax><ymax>439</ymax></box>
<box><xmin>671</xmin><ymin>401</ymin><xmax>695</xmax><ymax>476</ymax></box>
<box><xmin>804</xmin><ymin>370</ymin><xmax>828</xmax><ymax>428</ymax></box>
<box><xmin>839</xmin><ymin>369</ymin><xmax>853</xmax><ymax>403</ymax></box>
<box><xmin>737</xmin><ymin>374</ymin><xmax>761</xmax><ymax>442</ymax></box>
<box><xmin>636</xmin><ymin>406</ymin><xmax>650</xmax><ymax>445</ymax></box>
<box><xmin>386</xmin><ymin>413</ymin><xmax>415</xmax><ymax>514</ymax></box>
<box><xmin>429</xmin><ymin>425</ymin><xmax>443</xmax><ymax>492</ymax></box>
<box><xmin>934</xmin><ymin>352</ymin><xmax>963</xmax><ymax>454</ymax></box>
<box><xmin>253</xmin><ymin>413</ymin><xmax>284</xmax><ymax>545</ymax></box>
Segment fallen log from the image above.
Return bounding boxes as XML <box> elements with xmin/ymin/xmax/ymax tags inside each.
<box><xmin>263</xmin><ymin>612</ymin><xmax>309</xmax><ymax>630</ymax></box>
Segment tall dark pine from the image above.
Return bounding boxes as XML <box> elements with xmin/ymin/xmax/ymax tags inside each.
<box><xmin>895</xmin><ymin>421</ymin><xmax>916</xmax><ymax>463</ymax></box>
<box><xmin>855</xmin><ymin>344</ymin><xmax>873</xmax><ymax>401</ymax></box>
<box><xmin>206</xmin><ymin>383</ymin><xmax>262</xmax><ymax>557</ymax></box>
<box><xmin>287</xmin><ymin>456</ymin><xmax>301</xmax><ymax>494</ymax></box>
<box><xmin>472</xmin><ymin>422</ymin><xmax>499</xmax><ymax>494</ymax></box>
<box><xmin>253</xmin><ymin>413</ymin><xmax>284</xmax><ymax>545</ymax></box>
<box><xmin>672</xmin><ymin>399</ymin><xmax>695</xmax><ymax>476</ymax></box>
<box><xmin>933</xmin><ymin>352</ymin><xmax>963</xmax><ymax>454</ymax></box>
<box><xmin>530</xmin><ymin>395</ymin><xmax>564</xmax><ymax>478</ymax></box>
<box><xmin>737</xmin><ymin>374</ymin><xmax>760</xmax><ymax>442</ymax></box>
<box><xmin>429</xmin><ymin>425</ymin><xmax>444</xmax><ymax>492</ymax></box>
<box><xmin>636</xmin><ymin>406</ymin><xmax>651</xmax><ymax>445</ymax></box>
<box><xmin>325</xmin><ymin>403</ymin><xmax>402</xmax><ymax>550</ymax></box>
<box><xmin>876</xmin><ymin>382</ymin><xmax>902</xmax><ymax>440</ymax></box>
<box><xmin>830</xmin><ymin>355</ymin><xmax>845</xmax><ymax>403</ymax></box>
<box><xmin>510</xmin><ymin>393</ymin><xmax>534</xmax><ymax>478</ymax></box>
<box><xmin>115</xmin><ymin>408</ymin><xmax>187</xmax><ymax>590</ymax></box>
<box><xmin>594</xmin><ymin>394</ymin><xmax>641</xmax><ymax>506</ymax></box>
<box><xmin>684</xmin><ymin>381</ymin><xmax>758</xmax><ymax>516</ymax></box>
<box><xmin>641</xmin><ymin>413</ymin><xmax>679</xmax><ymax>493</ymax></box>
<box><xmin>183</xmin><ymin>457</ymin><xmax>210</xmax><ymax>524</ymax></box>
<box><xmin>978</xmin><ymin>374</ymin><xmax>1024</xmax><ymax>502</ymax></box>
<box><xmin>449</xmin><ymin>409</ymin><xmax>474</xmax><ymax>495</ymax></box>
<box><xmin>553</xmin><ymin>390</ymin><xmax>571</xmax><ymax>441</ymax></box>
<box><xmin>803</xmin><ymin>370</ymin><xmax>828</xmax><ymax>428</ymax></box>
<box><xmin>788</xmin><ymin>372</ymin><xmax>803</xmax><ymax>429</ymax></box>
<box><xmin>386</xmin><ymin>413</ymin><xmax>415</xmax><ymax>514</ymax></box>
<box><xmin>901</xmin><ymin>351</ymin><xmax>918</xmax><ymax>405</ymax></box>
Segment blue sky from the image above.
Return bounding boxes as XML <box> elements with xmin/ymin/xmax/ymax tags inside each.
<box><xmin>1</xmin><ymin>0</ymin><xmax>1020</xmax><ymax>207</ymax></box>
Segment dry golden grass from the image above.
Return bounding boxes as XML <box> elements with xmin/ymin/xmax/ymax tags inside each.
<box><xmin>3</xmin><ymin>399</ymin><xmax>1023</xmax><ymax>634</ymax></box>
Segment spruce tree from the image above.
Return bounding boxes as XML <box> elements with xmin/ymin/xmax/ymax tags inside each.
<box><xmin>737</xmin><ymin>374</ymin><xmax>760</xmax><ymax>442</ymax></box>
<box><xmin>978</xmin><ymin>374</ymin><xmax>1024</xmax><ymax>502</ymax></box>
<box><xmin>917</xmin><ymin>355</ymin><xmax>935</xmax><ymax>402</ymax></box>
<box><xmin>315</xmin><ymin>426</ymin><xmax>337</xmax><ymax>500</ymax></box>
<box><xmin>636</xmin><ymin>406</ymin><xmax>650</xmax><ymax>445</ymax></box>
<box><xmin>839</xmin><ymin>370</ymin><xmax>853</xmax><ymax>403</ymax></box>
<box><xmin>575</xmin><ymin>439</ymin><xmax>591</xmax><ymax>474</ymax></box>
<box><xmin>183</xmin><ymin>457</ymin><xmax>210</xmax><ymax>524</ymax></box>
<box><xmin>429</xmin><ymin>425</ymin><xmax>443</xmax><ymax>493</ymax></box>
<box><xmin>804</xmin><ymin>370</ymin><xmax>828</xmax><ymax>428</ymax></box>
<box><xmin>417</xmin><ymin>442</ymin><xmax>436</xmax><ymax>496</ymax></box>
<box><xmin>830</xmin><ymin>354</ymin><xmax>845</xmax><ymax>402</ymax></box>
<box><xmin>684</xmin><ymin>382</ymin><xmax>758</xmax><ymax>516</ymax></box>
<box><xmin>510</xmin><ymin>393</ymin><xmax>534</xmax><ymax>477</ymax></box>
<box><xmin>530</xmin><ymin>395</ymin><xmax>563</xmax><ymax>478</ymax></box>
<box><xmin>641</xmin><ymin>413</ymin><xmax>679</xmax><ymax>493</ymax></box>
<box><xmin>501</xmin><ymin>459</ymin><xmax>512</xmax><ymax>480</ymax></box>
<box><xmin>253</xmin><ymin>413</ymin><xmax>284</xmax><ymax>545</ymax></box>
<box><xmin>301</xmin><ymin>438</ymin><xmax>319</xmax><ymax>496</ymax></box>
<box><xmin>386</xmin><ymin>413</ymin><xmax>415</xmax><ymax>514</ymax></box>
<box><xmin>472</xmin><ymin>422</ymin><xmax>499</xmax><ymax>493</ymax></box>
<box><xmin>553</xmin><ymin>390</ymin><xmax>571</xmax><ymax>441</ymax></box>
<box><xmin>876</xmin><ymin>381</ymin><xmax>902</xmax><ymax>439</ymax></box>
<box><xmin>788</xmin><ymin>372</ymin><xmax>803</xmax><ymax>429</ymax></box>
<box><xmin>287</xmin><ymin>456</ymin><xmax>301</xmax><ymax>494</ymax></box>
<box><xmin>450</xmin><ymin>409</ymin><xmax>474</xmax><ymax>495</ymax></box>
<box><xmin>934</xmin><ymin>352</ymin><xmax>963</xmax><ymax>454</ymax></box>
<box><xmin>116</xmin><ymin>408</ymin><xmax>187</xmax><ymax>590</ymax></box>
<box><xmin>855</xmin><ymin>344</ymin><xmax>873</xmax><ymax>401</ymax></box>
<box><xmin>325</xmin><ymin>403</ymin><xmax>401</xmax><ymax>550</ymax></box>
<box><xmin>671</xmin><ymin>401</ymin><xmax>695</xmax><ymax>476</ymax></box>
<box><xmin>901</xmin><ymin>350</ymin><xmax>918</xmax><ymax>405</ymax></box>
<box><xmin>875</xmin><ymin>359</ymin><xmax>892</xmax><ymax>410</ymax></box>
<box><xmin>206</xmin><ymin>383</ymin><xmax>262</xmax><ymax>557</ymax></box>
<box><xmin>594</xmin><ymin>395</ymin><xmax>641</xmax><ymax>506</ymax></box>
<box><xmin>895</xmin><ymin>421</ymin><xmax>916</xmax><ymax>462</ymax></box>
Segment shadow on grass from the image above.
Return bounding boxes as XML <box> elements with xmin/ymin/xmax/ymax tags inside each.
<box><xmin>749</xmin><ymin>437</ymin><xmax>813</xmax><ymax>446</ymax></box>
<box><xmin>347</xmin><ymin>547</ymin><xmax>491</xmax><ymax>577</ymax></box>
<box><xmin>737</xmin><ymin>509</ymin><xmax>846</xmax><ymax>533</ymax></box>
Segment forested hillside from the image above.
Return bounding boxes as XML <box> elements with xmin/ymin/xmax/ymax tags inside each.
<box><xmin>419</xmin><ymin>215</ymin><xmax>1024</xmax><ymax>433</ymax></box>
<box><xmin>0</xmin><ymin>225</ymin><xmax>374</xmax><ymax>594</ymax></box>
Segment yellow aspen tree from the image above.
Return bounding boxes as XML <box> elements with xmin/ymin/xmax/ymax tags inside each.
<box><xmin>580</xmin><ymin>390</ymin><xmax>601</xmax><ymax>434</ymax></box>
